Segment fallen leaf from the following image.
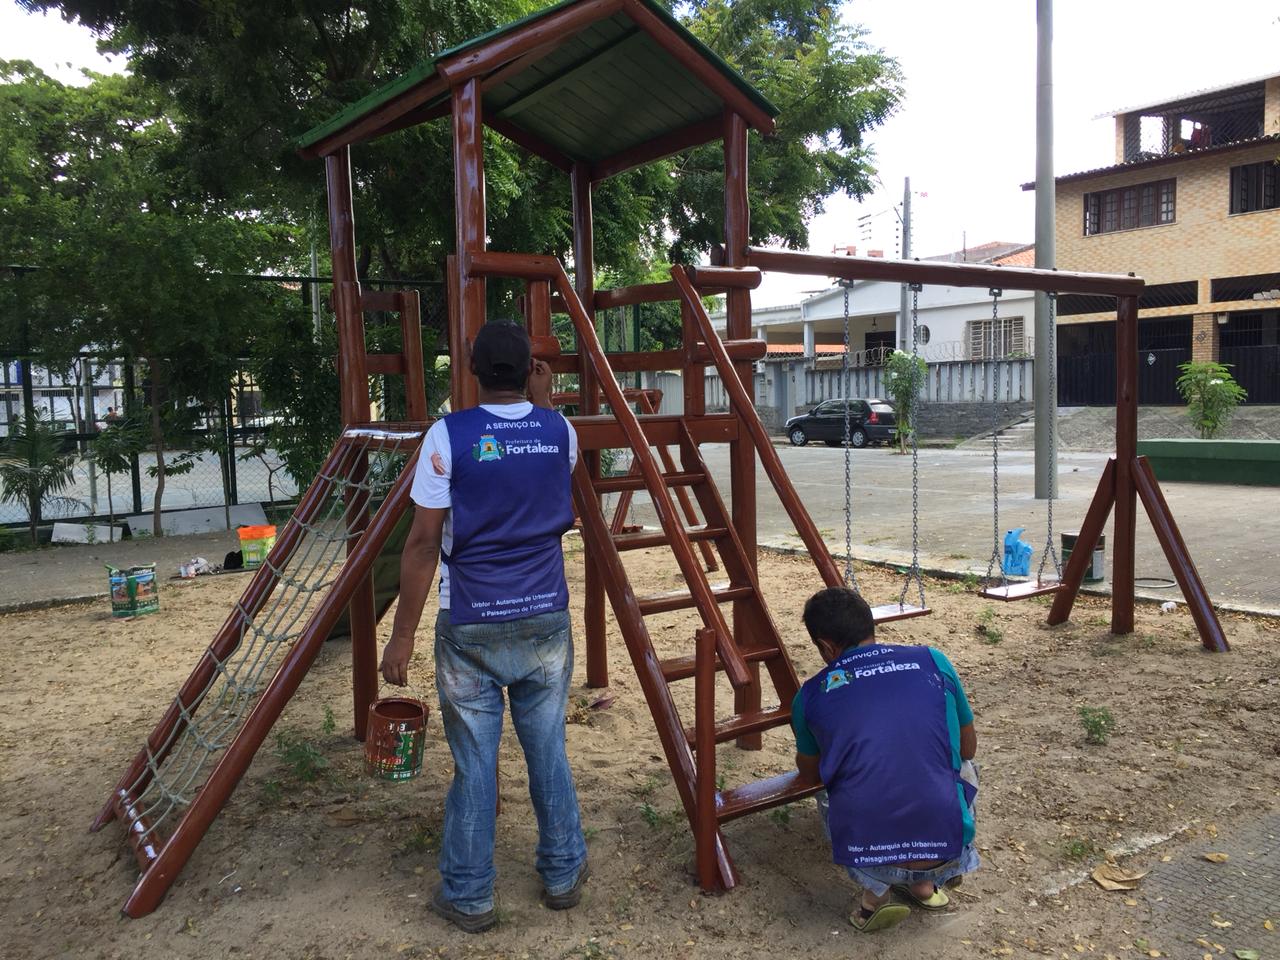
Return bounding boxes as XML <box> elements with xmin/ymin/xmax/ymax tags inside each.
<box><xmin>1124</xmin><ymin>898</ymin><xmax>1138</xmax><ymax>907</ymax></box>
<box><xmin>1212</xmin><ymin>919</ymin><xmax>1234</xmax><ymax>929</ymax></box>
<box><xmin>1203</xmin><ymin>852</ymin><xmax>1230</xmax><ymax>863</ymax></box>
<box><xmin>1092</xmin><ymin>864</ymin><xmax>1150</xmax><ymax>891</ymax></box>
<box><xmin>1263</xmin><ymin>919</ymin><xmax>1274</xmax><ymax>931</ymax></box>
<box><xmin>1234</xmin><ymin>951</ymin><xmax>1260</xmax><ymax>960</ymax></box>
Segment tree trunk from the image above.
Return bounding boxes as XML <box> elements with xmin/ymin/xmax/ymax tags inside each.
<box><xmin>150</xmin><ymin>387</ymin><xmax>166</xmax><ymax>538</ymax></box>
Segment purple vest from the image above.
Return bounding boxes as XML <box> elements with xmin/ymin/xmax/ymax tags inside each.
<box><xmin>442</xmin><ymin>406</ymin><xmax>573</xmax><ymax>624</ymax></box>
<box><xmin>800</xmin><ymin>644</ymin><xmax>963</xmax><ymax>867</ymax></box>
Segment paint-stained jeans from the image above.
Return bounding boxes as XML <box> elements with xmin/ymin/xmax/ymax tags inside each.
<box><xmin>433</xmin><ymin>608</ymin><xmax>586</xmax><ymax>914</ymax></box>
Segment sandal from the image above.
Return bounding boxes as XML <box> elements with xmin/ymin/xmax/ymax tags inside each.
<box><xmin>892</xmin><ymin>883</ymin><xmax>950</xmax><ymax>910</ymax></box>
<box><xmin>850</xmin><ymin>902</ymin><xmax>910</xmax><ymax>932</ymax></box>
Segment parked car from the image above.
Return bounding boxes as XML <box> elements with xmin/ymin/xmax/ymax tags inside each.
<box><xmin>785</xmin><ymin>398</ymin><xmax>897</xmax><ymax>448</ymax></box>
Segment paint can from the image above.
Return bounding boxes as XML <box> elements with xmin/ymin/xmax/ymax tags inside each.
<box><xmin>1061</xmin><ymin>531</ymin><xmax>1106</xmax><ymax>583</ymax></box>
<box><xmin>364</xmin><ymin>697</ymin><xmax>428</xmax><ymax>781</ymax></box>
<box><xmin>237</xmin><ymin>525</ymin><xmax>277</xmax><ymax>569</ymax></box>
<box><xmin>107</xmin><ymin>563</ymin><xmax>160</xmax><ymax>618</ymax></box>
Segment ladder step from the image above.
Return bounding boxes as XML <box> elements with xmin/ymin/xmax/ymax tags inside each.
<box><xmin>613</xmin><ymin>525</ymin><xmax>727</xmax><ymax>552</ymax></box>
<box><xmin>636</xmin><ymin>583</ymin><xmax>753</xmax><ymax>616</ymax></box>
<box><xmin>594</xmin><ymin>471</ymin><xmax>705</xmax><ymax>494</ymax></box>
<box><xmin>660</xmin><ymin>645</ymin><xmax>779</xmax><ymax>683</ymax></box>
<box><xmin>683</xmin><ymin>705</ymin><xmax>790</xmax><ymax>747</ymax></box>
<box><xmin>870</xmin><ymin>602</ymin><xmax>932</xmax><ymax>624</ymax></box>
<box><xmin>715</xmin><ymin>771</ymin><xmax>823</xmax><ymax>824</ymax></box>
<box><xmin>979</xmin><ymin>580</ymin><xmax>1060</xmax><ymax>602</ymax></box>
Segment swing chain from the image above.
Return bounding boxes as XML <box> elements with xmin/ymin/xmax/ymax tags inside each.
<box><xmin>983</xmin><ymin>288</ymin><xmax>1007</xmax><ymax>587</ymax></box>
<box><xmin>899</xmin><ymin>283</ymin><xmax>927</xmax><ymax>609</ymax></box>
<box><xmin>1037</xmin><ymin>292</ymin><xmax>1063</xmax><ymax>583</ymax></box>
<box><xmin>841</xmin><ymin>281</ymin><xmax>858</xmax><ymax>590</ymax></box>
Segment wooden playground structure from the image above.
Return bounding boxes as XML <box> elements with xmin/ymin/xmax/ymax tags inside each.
<box><xmin>91</xmin><ymin>0</ymin><xmax>1227</xmax><ymax>918</ymax></box>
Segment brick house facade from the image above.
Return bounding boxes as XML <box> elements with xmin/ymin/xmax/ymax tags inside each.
<box><xmin>1026</xmin><ymin>75</ymin><xmax>1280</xmax><ymax>404</ymax></box>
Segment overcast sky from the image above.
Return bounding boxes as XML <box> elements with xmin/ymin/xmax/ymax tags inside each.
<box><xmin>3</xmin><ymin>1</ymin><xmax>1278</xmax><ymax>305</ymax></box>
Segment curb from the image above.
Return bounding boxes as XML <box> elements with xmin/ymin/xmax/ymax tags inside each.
<box><xmin>0</xmin><ymin>591</ymin><xmax>108</xmax><ymax>615</ymax></box>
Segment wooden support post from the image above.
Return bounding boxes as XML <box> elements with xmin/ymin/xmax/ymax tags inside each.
<box><xmin>325</xmin><ymin>149</ymin><xmax>377</xmax><ymax>740</ymax></box>
<box><xmin>573</xmin><ymin>163</ymin><xmax>607</xmax><ymax>688</ymax></box>
<box><xmin>1047</xmin><ymin>457</ymin><xmax>1115</xmax><ymax>626</ymax></box>
<box><xmin>723</xmin><ymin>111</ymin><xmax>761</xmax><ymax>749</ymax></box>
<box><xmin>452</xmin><ymin>78</ymin><xmax>486</xmax><ymax>412</ymax></box>
<box><xmin>1112</xmin><ymin>294</ymin><xmax>1138</xmax><ymax>635</ymax></box>
<box><xmin>527</xmin><ymin>279</ymin><xmax>551</xmax><ymax>341</ymax></box>
<box><xmin>695</xmin><ymin>627</ymin><xmax>719</xmax><ymax>892</ymax></box>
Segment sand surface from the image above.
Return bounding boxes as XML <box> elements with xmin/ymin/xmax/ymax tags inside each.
<box><xmin>1</xmin><ymin>540</ymin><xmax>1277</xmax><ymax>959</ymax></box>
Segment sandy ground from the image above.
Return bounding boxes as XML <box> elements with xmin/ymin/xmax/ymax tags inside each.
<box><xmin>1</xmin><ymin>540</ymin><xmax>1277</xmax><ymax>960</ymax></box>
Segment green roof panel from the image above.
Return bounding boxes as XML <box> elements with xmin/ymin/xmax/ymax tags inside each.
<box><xmin>295</xmin><ymin>0</ymin><xmax>779</xmax><ymax>168</ymax></box>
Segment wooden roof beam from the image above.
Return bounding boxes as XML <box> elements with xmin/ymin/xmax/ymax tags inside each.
<box><xmin>487</xmin><ymin>117</ymin><xmax>574</xmax><ymax>171</ymax></box>
<box><xmin>299</xmin><ymin>74</ymin><xmax>450</xmax><ymax>159</ymax></box>
<box><xmin>591</xmin><ymin>115</ymin><xmax>722</xmax><ymax>181</ymax></box>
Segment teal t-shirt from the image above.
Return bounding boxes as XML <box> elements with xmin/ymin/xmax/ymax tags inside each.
<box><xmin>792</xmin><ymin>645</ymin><xmax>975</xmax><ymax>845</ymax></box>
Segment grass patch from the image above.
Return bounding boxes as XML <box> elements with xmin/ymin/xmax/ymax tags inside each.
<box><xmin>1078</xmin><ymin>706</ymin><xmax>1116</xmax><ymax>745</ymax></box>
<box><xmin>1062</xmin><ymin>837</ymin><xmax>1099</xmax><ymax>861</ymax></box>
<box><xmin>975</xmin><ymin>606</ymin><xmax>1003</xmax><ymax>645</ymax></box>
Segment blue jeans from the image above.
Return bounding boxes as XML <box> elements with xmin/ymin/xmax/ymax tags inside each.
<box><xmin>434</xmin><ymin>608</ymin><xmax>586</xmax><ymax>914</ymax></box>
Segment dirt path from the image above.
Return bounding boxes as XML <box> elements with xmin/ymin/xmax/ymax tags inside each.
<box><xmin>1</xmin><ymin>542</ymin><xmax>1276</xmax><ymax>959</ymax></box>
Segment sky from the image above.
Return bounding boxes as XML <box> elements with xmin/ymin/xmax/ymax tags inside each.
<box><xmin>3</xmin><ymin>1</ymin><xmax>1279</xmax><ymax>305</ymax></box>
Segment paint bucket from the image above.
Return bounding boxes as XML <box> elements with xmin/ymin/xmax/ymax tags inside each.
<box><xmin>1061</xmin><ymin>531</ymin><xmax>1106</xmax><ymax>583</ymax></box>
<box><xmin>107</xmin><ymin>563</ymin><xmax>160</xmax><ymax>618</ymax></box>
<box><xmin>237</xmin><ymin>524</ymin><xmax>277</xmax><ymax>569</ymax></box>
<box><xmin>364</xmin><ymin>697</ymin><xmax>428</xmax><ymax>782</ymax></box>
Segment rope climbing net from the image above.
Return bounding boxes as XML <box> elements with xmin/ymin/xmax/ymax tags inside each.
<box><xmin>117</xmin><ymin>428</ymin><xmax>416</xmax><ymax>852</ymax></box>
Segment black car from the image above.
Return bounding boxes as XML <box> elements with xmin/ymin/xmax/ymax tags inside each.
<box><xmin>785</xmin><ymin>398</ymin><xmax>897</xmax><ymax>448</ymax></box>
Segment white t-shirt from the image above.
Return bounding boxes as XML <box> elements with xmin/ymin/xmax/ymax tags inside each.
<box><xmin>410</xmin><ymin>402</ymin><xmax>579</xmax><ymax>609</ymax></box>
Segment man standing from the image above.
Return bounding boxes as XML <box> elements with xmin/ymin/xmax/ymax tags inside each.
<box><xmin>380</xmin><ymin>320</ymin><xmax>588</xmax><ymax>933</ymax></box>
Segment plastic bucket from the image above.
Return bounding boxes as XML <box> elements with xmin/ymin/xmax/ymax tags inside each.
<box><xmin>1061</xmin><ymin>531</ymin><xmax>1106</xmax><ymax>583</ymax></box>
<box><xmin>108</xmin><ymin>563</ymin><xmax>159</xmax><ymax>618</ymax></box>
<box><xmin>237</xmin><ymin>524</ymin><xmax>277</xmax><ymax>569</ymax></box>
<box><xmin>365</xmin><ymin>697</ymin><xmax>428</xmax><ymax>781</ymax></box>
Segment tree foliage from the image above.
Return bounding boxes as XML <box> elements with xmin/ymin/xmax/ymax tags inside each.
<box><xmin>1175</xmin><ymin>360</ymin><xmax>1247</xmax><ymax>439</ymax></box>
<box><xmin>884</xmin><ymin>348</ymin><xmax>926</xmax><ymax>453</ymax></box>
<box><xmin>0</xmin><ymin>61</ymin><xmax>300</xmax><ymax>533</ymax></box>
<box><xmin>0</xmin><ymin>412</ymin><xmax>79</xmax><ymax>544</ymax></box>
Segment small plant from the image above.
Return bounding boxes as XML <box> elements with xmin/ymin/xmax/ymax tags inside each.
<box><xmin>261</xmin><ymin>779</ymin><xmax>283</xmax><ymax>804</ymax></box>
<box><xmin>400</xmin><ymin>821</ymin><xmax>439</xmax><ymax>854</ymax></box>
<box><xmin>884</xmin><ymin>349</ymin><xmax>928</xmax><ymax>454</ymax></box>
<box><xmin>0</xmin><ymin>413</ymin><xmax>79</xmax><ymax>544</ymax></box>
<box><xmin>321</xmin><ymin>706</ymin><xmax>336</xmax><ymax>737</ymax></box>
<box><xmin>640</xmin><ymin>802</ymin><xmax>662</xmax><ymax>829</ymax></box>
<box><xmin>1078</xmin><ymin>706</ymin><xmax>1116</xmax><ymax>745</ymax></box>
<box><xmin>1176</xmin><ymin>360</ymin><xmax>1246</xmax><ymax>439</ymax></box>
<box><xmin>1062</xmin><ymin>837</ymin><xmax>1098</xmax><ymax>860</ymax></box>
<box><xmin>583</xmin><ymin>826</ymin><xmax>599</xmax><ymax>842</ymax></box>
<box><xmin>975</xmin><ymin>606</ymin><xmax>1003</xmax><ymax>644</ymax></box>
<box><xmin>962</xmin><ymin>572</ymin><xmax>980</xmax><ymax>592</ymax></box>
<box><xmin>769</xmin><ymin>805</ymin><xmax>793</xmax><ymax>827</ymax></box>
<box><xmin>274</xmin><ymin>731</ymin><xmax>329</xmax><ymax>782</ymax></box>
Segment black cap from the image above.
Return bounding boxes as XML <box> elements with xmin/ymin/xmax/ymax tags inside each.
<box><xmin>471</xmin><ymin>321</ymin><xmax>532</xmax><ymax>388</ymax></box>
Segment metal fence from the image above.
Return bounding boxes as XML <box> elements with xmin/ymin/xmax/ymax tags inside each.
<box><xmin>0</xmin><ymin>274</ymin><xmax>447</xmax><ymax>529</ymax></box>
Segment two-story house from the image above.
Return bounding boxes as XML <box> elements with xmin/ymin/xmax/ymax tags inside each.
<box><xmin>1026</xmin><ymin>73</ymin><xmax>1280</xmax><ymax>405</ymax></box>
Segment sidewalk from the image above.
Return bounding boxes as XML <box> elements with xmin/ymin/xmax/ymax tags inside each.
<box><xmin>0</xmin><ymin>529</ymin><xmax>241</xmax><ymax>611</ymax></box>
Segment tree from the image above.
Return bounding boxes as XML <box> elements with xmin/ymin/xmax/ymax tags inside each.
<box><xmin>90</xmin><ymin>414</ymin><xmax>148</xmax><ymax>540</ymax></box>
<box><xmin>1175</xmin><ymin>360</ymin><xmax>1247</xmax><ymax>439</ymax></box>
<box><xmin>884</xmin><ymin>348</ymin><xmax>926</xmax><ymax>453</ymax></box>
<box><xmin>21</xmin><ymin>0</ymin><xmax>902</xmax><ymax>281</ymax></box>
<box><xmin>0</xmin><ymin>62</ymin><xmax>300</xmax><ymax>535</ymax></box>
<box><xmin>0</xmin><ymin>413</ymin><xmax>78</xmax><ymax>544</ymax></box>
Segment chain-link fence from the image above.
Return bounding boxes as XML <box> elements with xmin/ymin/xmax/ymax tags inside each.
<box><xmin>0</xmin><ymin>273</ymin><xmax>447</xmax><ymax>530</ymax></box>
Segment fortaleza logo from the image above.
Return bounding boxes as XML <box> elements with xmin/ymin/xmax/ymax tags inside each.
<box><xmin>852</xmin><ymin>661</ymin><xmax>921</xmax><ymax>679</ymax></box>
<box><xmin>471</xmin><ymin>434</ymin><xmax>561</xmax><ymax>462</ymax></box>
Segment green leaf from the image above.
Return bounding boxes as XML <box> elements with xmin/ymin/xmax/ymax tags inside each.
<box><xmin>1233</xmin><ymin>949</ymin><xmax>1260</xmax><ymax>960</ymax></box>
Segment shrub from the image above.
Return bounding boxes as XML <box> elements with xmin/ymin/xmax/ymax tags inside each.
<box><xmin>884</xmin><ymin>349</ymin><xmax>927</xmax><ymax>453</ymax></box>
<box><xmin>1078</xmin><ymin>706</ymin><xmax>1116</xmax><ymax>745</ymax></box>
<box><xmin>1175</xmin><ymin>361</ymin><xmax>1246</xmax><ymax>439</ymax></box>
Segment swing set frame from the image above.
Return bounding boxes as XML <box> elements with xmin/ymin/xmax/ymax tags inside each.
<box><xmin>741</xmin><ymin>246</ymin><xmax>1228</xmax><ymax>653</ymax></box>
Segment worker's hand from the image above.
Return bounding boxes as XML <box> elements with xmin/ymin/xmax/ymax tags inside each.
<box><xmin>528</xmin><ymin>358</ymin><xmax>554</xmax><ymax>407</ymax></box>
<box><xmin>380</xmin><ymin>634</ymin><xmax>415</xmax><ymax>686</ymax></box>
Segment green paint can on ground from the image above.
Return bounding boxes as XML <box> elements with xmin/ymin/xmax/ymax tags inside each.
<box><xmin>107</xmin><ymin>563</ymin><xmax>159</xmax><ymax>618</ymax></box>
<box><xmin>1061</xmin><ymin>532</ymin><xmax>1105</xmax><ymax>583</ymax></box>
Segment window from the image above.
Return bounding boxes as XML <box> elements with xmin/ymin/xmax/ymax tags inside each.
<box><xmin>967</xmin><ymin>316</ymin><xmax>1026</xmax><ymax>360</ymax></box>
<box><xmin>1083</xmin><ymin>178</ymin><xmax>1176</xmax><ymax>235</ymax></box>
<box><xmin>1230</xmin><ymin>161</ymin><xmax>1279</xmax><ymax>214</ymax></box>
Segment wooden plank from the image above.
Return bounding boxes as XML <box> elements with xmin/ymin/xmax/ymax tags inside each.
<box><xmin>978</xmin><ymin>582</ymin><xmax>1059</xmax><ymax>602</ymax></box>
<box><xmin>573</xmin><ymin>414</ymin><xmax>738</xmax><ymax>450</ymax></box>
<box><xmin>591</xmin><ymin>115</ymin><xmax>723</xmax><ymax>181</ymax></box>
<box><xmin>869</xmin><ymin>602</ymin><xmax>933</xmax><ymax>622</ymax></box>
<box><xmin>636</xmin><ymin>583</ymin><xmax>753</xmax><ymax>616</ymax></box>
<box><xmin>660</xmin><ymin>645</ymin><xmax>779</xmax><ymax>683</ymax></box>
<box><xmin>683</xmin><ymin>705</ymin><xmax>789</xmax><ymax>747</ymax></box>
<box><xmin>594</xmin><ymin>469</ymin><xmax>705</xmax><ymax>493</ymax></box>
<box><xmin>745</xmin><ymin>246</ymin><xmax>1146</xmax><ymax>298</ymax></box>
<box><xmin>716</xmin><ymin>771</ymin><xmax>823</xmax><ymax>824</ymax></box>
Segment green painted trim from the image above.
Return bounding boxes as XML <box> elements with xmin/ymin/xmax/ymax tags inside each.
<box><xmin>1138</xmin><ymin>439</ymin><xmax>1280</xmax><ymax>486</ymax></box>
<box><xmin>296</xmin><ymin>0</ymin><xmax>776</xmax><ymax>152</ymax></box>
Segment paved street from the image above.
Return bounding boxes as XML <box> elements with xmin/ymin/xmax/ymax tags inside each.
<box><xmin>618</xmin><ymin>442</ymin><xmax>1280</xmax><ymax>614</ymax></box>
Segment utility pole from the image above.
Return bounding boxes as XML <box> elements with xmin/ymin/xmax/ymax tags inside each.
<box><xmin>1034</xmin><ymin>0</ymin><xmax>1057</xmax><ymax>499</ymax></box>
<box><xmin>898</xmin><ymin>176</ymin><xmax>911</xmax><ymax>352</ymax></box>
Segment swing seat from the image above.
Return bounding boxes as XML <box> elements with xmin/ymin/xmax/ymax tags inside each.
<box><xmin>979</xmin><ymin>580</ymin><xmax>1060</xmax><ymax>602</ymax></box>
<box><xmin>870</xmin><ymin>601</ymin><xmax>931</xmax><ymax>623</ymax></box>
